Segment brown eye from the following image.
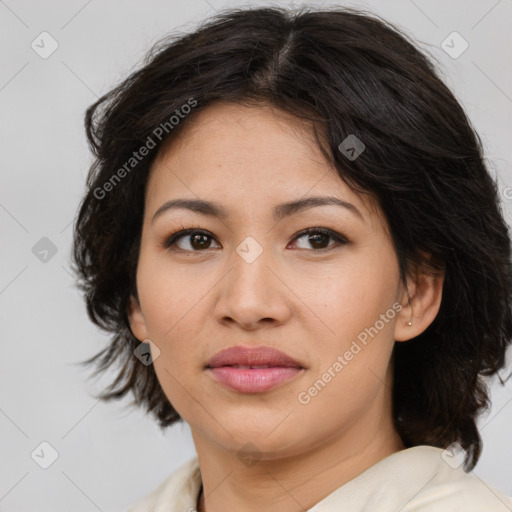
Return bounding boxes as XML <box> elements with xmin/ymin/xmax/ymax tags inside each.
<box><xmin>164</xmin><ymin>229</ymin><xmax>220</xmax><ymax>251</ymax></box>
<box><xmin>186</xmin><ymin>233</ymin><xmax>214</xmax><ymax>250</ymax></box>
<box><xmin>291</xmin><ymin>228</ymin><xmax>348</xmax><ymax>251</ymax></box>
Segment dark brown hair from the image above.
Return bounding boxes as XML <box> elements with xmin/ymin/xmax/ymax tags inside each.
<box><xmin>72</xmin><ymin>6</ymin><xmax>512</xmax><ymax>471</ymax></box>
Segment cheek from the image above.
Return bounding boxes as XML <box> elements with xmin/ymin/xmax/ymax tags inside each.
<box><xmin>135</xmin><ymin>259</ymin><xmax>215</xmax><ymax>401</ymax></box>
<box><xmin>137</xmin><ymin>249</ymin><xmax>211</xmax><ymax>339</ymax></box>
<box><xmin>311</xmin><ymin>252</ymin><xmax>398</xmax><ymax>324</ymax></box>
<box><xmin>300</xmin><ymin>280</ymin><xmax>398</xmax><ymax>423</ymax></box>
<box><xmin>302</xmin><ymin>246</ymin><xmax>400</xmax><ymax>367</ymax></box>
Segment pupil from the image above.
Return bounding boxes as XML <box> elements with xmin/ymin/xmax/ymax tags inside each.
<box><xmin>192</xmin><ymin>234</ymin><xmax>210</xmax><ymax>249</ymax></box>
<box><xmin>310</xmin><ymin>233</ymin><xmax>328</xmax><ymax>249</ymax></box>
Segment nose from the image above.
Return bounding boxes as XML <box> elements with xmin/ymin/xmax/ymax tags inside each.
<box><xmin>214</xmin><ymin>244</ymin><xmax>292</xmax><ymax>330</ymax></box>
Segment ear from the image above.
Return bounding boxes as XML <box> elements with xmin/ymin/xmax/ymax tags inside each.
<box><xmin>394</xmin><ymin>256</ymin><xmax>444</xmax><ymax>342</ymax></box>
<box><xmin>127</xmin><ymin>295</ymin><xmax>149</xmax><ymax>342</ymax></box>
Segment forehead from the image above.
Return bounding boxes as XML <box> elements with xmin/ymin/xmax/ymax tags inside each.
<box><xmin>145</xmin><ymin>102</ymin><xmax>380</xmax><ymax>223</ymax></box>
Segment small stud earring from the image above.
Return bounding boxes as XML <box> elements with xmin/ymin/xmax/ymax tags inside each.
<box><xmin>406</xmin><ymin>321</ymin><xmax>413</xmax><ymax>326</ymax></box>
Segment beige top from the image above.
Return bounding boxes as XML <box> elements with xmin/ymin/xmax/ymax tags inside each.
<box><xmin>127</xmin><ymin>445</ymin><xmax>512</xmax><ymax>511</ymax></box>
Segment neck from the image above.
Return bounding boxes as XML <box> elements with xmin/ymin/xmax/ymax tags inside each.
<box><xmin>191</xmin><ymin>389</ymin><xmax>404</xmax><ymax>512</ymax></box>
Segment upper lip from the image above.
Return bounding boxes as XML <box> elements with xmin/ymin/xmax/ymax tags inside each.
<box><xmin>206</xmin><ymin>345</ymin><xmax>304</xmax><ymax>368</ymax></box>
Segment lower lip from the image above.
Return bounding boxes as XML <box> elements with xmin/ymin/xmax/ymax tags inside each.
<box><xmin>207</xmin><ymin>366</ymin><xmax>303</xmax><ymax>392</ymax></box>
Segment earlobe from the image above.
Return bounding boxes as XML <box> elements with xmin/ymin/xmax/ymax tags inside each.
<box><xmin>127</xmin><ymin>295</ymin><xmax>149</xmax><ymax>341</ymax></box>
<box><xmin>394</xmin><ymin>269</ymin><xmax>444</xmax><ymax>342</ymax></box>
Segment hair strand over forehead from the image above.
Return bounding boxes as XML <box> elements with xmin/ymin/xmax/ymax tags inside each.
<box><xmin>72</xmin><ymin>6</ymin><xmax>512</xmax><ymax>471</ymax></box>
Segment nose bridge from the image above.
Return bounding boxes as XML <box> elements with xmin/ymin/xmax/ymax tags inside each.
<box><xmin>230</xmin><ymin>235</ymin><xmax>275</xmax><ymax>300</ymax></box>
<box><xmin>216</xmin><ymin>235</ymin><xmax>289</xmax><ymax>326</ymax></box>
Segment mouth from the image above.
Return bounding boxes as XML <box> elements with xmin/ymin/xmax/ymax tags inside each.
<box><xmin>206</xmin><ymin>366</ymin><xmax>304</xmax><ymax>393</ymax></box>
<box><xmin>205</xmin><ymin>345</ymin><xmax>305</xmax><ymax>393</ymax></box>
<box><xmin>206</xmin><ymin>345</ymin><xmax>304</xmax><ymax>369</ymax></box>
<box><xmin>214</xmin><ymin>364</ymin><xmax>288</xmax><ymax>369</ymax></box>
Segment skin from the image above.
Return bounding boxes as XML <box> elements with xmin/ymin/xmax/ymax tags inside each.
<box><xmin>128</xmin><ymin>101</ymin><xmax>444</xmax><ymax>512</ymax></box>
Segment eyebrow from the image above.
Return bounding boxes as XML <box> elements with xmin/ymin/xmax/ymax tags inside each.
<box><xmin>151</xmin><ymin>195</ymin><xmax>364</xmax><ymax>224</ymax></box>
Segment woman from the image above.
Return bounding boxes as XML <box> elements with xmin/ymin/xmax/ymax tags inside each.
<box><xmin>72</xmin><ymin>6</ymin><xmax>512</xmax><ymax>511</ymax></box>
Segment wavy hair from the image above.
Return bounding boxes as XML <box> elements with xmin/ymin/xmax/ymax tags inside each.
<box><xmin>72</xmin><ymin>6</ymin><xmax>512</xmax><ymax>470</ymax></box>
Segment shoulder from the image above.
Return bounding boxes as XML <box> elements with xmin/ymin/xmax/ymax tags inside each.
<box><xmin>398</xmin><ymin>446</ymin><xmax>512</xmax><ymax>511</ymax></box>
<box><xmin>125</xmin><ymin>456</ymin><xmax>201</xmax><ymax>512</ymax></box>
<box><xmin>309</xmin><ymin>445</ymin><xmax>512</xmax><ymax>512</ymax></box>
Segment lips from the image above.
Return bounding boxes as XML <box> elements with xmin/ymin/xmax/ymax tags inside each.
<box><xmin>206</xmin><ymin>345</ymin><xmax>303</xmax><ymax>369</ymax></box>
<box><xmin>205</xmin><ymin>345</ymin><xmax>305</xmax><ymax>393</ymax></box>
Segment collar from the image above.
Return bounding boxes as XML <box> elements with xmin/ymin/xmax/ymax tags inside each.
<box><xmin>149</xmin><ymin>445</ymin><xmax>510</xmax><ymax>511</ymax></box>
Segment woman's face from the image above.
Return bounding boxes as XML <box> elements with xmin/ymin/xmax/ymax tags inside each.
<box><xmin>129</xmin><ymin>102</ymin><xmax>412</xmax><ymax>459</ymax></box>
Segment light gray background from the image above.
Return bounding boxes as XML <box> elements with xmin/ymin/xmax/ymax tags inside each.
<box><xmin>1</xmin><ymin>0</ymin><xmax>511</xmax><ymax>511</ymax></box>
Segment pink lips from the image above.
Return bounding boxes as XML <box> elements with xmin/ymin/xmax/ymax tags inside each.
<box><xmin>206</xmin><ymin>346</ymin><xmax>304</xmax><ymax>393</ymax></box>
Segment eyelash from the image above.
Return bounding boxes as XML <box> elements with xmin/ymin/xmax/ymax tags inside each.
<box><xmin>162</xmin><ymin>226</ymin><xmax>349</xmax><ymax>253</ymax></box>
